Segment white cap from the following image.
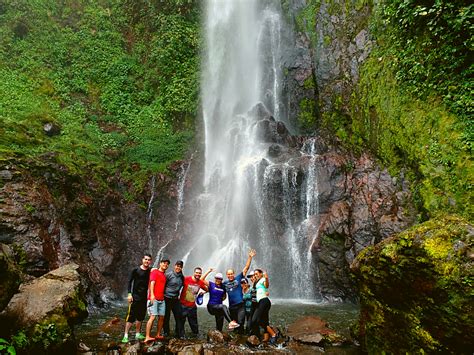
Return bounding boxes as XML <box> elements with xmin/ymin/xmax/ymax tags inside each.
<box><xmin>215</xmin><ymin>273</ymin><xmax>223</xmax><ymax>279</ymax></box>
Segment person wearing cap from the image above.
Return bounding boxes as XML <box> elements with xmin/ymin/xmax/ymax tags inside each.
<box><xmin>122</xmin><ymin>253</ymin><xmax>152</xmax><ymax>343</ymax></box>
<box><xmin>179</xmin><ymin>267</ymin><xmax>210</xmax><ymax>337</ymax></box>
<box><xmin>202</xmin><ymin>269</ymin><xmax>240</xmax><ymax>331</ymax></box>
<box><xmin>223</xmin><ymin>249</ymin><xmax>256</xmax><ymax>333</ymax></box>
<box><xmin>144</xmin><ymin>258</ymin><xmax>170</xmax><ymax>342</ymax></box>
<box><xmin>163</xmin><ymin>260</ymin><xmax>185</xmax><ymax>338</ymax></box>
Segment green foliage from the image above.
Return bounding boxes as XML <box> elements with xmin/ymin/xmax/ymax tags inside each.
<box><xmin>298</xmin><ymin>98</ymin><xmax>318</xmax><ymax>133</ymax></box>
<box><xmin>0</xmin><ymin>338</ymin><xmax>16</xmax><ymax>355</ymax></box>
<box><xmin>294</xmin><ymin>0</ymin><xmax>321</xmax><ymax>46</ymax></box>
<box><xmin>0</xmin><ymin>0</ymin><xmax>200</xmax><ymax>192</ymax></box>
<box><xmin>10</xmin><ymin>331</ymin><xmax>27</xmax><ymax>352</ymax></box>
<box><xmin>350</xmin><ymin>52</ymin><xmax>473</xmax><ymax>219</ymax></box>
<box><xmin>379</xmin><ymin>0</ymin><xmax>473</xmax><ymax>145</ymax></box>
<box><xmin>322</xmin><ymin>0</ymin><xmax>474</xmax><ymax>220</ymax></box>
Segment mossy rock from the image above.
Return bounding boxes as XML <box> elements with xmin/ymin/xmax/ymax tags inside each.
<box><xmin>0</xmin><ymin>243</ymin><xmax>23</xmax><ymax>311</ymax></box>
<box><xmin>1</xmin><ymin>263</ymin><xmax>88</xmax><ymax>354</ymax></box>
<box><xmin>351</xmin><ymin>215</ymin><xmax>474</xmax><ymax>353</ymax></box>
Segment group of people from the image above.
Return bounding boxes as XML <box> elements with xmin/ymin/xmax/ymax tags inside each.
<box><xmin>121</xmin><ymin>249</ymin><xmax>278</xmax><ymax>344</ymax></box>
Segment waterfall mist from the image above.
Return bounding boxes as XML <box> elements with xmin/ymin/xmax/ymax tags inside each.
<box><xmin>164</xmin><ymin>0</ymin><xmax>322</xmax><ymax>300</ymax></box>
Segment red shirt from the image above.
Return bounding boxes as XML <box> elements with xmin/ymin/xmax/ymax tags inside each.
<box><xmin>148</xmin><ymin>269</ymin><xmax>166</xmax><ymax>301</ymax></box>
<box><xmin>180</xmin><ymin>276</ymin><xmax>206</xmax><ymax>308</ymax></box>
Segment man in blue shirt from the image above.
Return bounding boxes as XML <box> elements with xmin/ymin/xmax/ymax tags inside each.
<box><xmin>223</xmin><ymin>249</ymin><xmax>256</xmax><ymax>333</ymax></box>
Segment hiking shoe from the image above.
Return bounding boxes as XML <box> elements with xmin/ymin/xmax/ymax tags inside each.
<box><xmin>228</xmin><ymin>321</ymin><xmax>240</xmax><ymax>329</ymax></box>
<box><xmin>135</xmin><ymin>333</ymin><xmax>145</xmax><ymax>340</ymax></box>
<box><xmin>121</xmin><ymin>335</ymin><xmax>129</xmax><ymax>343</ymax></box>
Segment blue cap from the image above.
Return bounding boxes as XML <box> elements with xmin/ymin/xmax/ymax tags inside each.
<box><xmin>196</xmin><ymin>293</ymin><xmax>204</xmax><ymax>305</ymax></box>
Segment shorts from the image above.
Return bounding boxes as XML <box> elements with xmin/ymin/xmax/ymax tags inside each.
<box><xmin>126</xmin><ymin>300</ymin><xmax>147</xmax><ymax>323</ymax></box>
<box><xmin>148</xmin><ymin>300</ymin><xmax>166</xmax><ymax>316</ymax></box>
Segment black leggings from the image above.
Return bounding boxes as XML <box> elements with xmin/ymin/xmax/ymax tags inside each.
<box><xmin>207</xmin><ymin>304</ymin><xmax>232</xmax><ymax>331</ymax></box>
<box><xmin>250</xmin><ymin>297</ymin><xmax>271</xmax><ymax>335</ymax></box>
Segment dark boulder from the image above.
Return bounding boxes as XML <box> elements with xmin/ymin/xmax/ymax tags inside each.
<box><xmin>43</xmin><ymin>122</ymin><xmax>61</xmax><ymax>137</ymax></box>
<box><xmin>0</xmin><ymin>243</ymin><xmax>23</xmax><ymax>311</ymax></box>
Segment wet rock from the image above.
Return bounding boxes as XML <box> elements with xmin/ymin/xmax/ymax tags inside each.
<box><xmin>248</xmin><ymin>102</ymin><xmax>273</xmax><ymax>121</ymax></box>
<box><xmin>143</xmin><ymin>341</ymin><xmax>164</xmax><ymax>353</ymax></box>
<box><xmin>287</xmin><ymin>316</ymin><xmax>347</xmax><ymax>346</ymax></box>
<box><xmin>207</xmin><ymin>329</ymin><xmax>225</xmax><ymax>343</ymax></box>
<box><xmin>246</xmin><ymin>335</ymin><xmax>260</xmax><ymax>347</ymax></box>
<box><xmin>0</xmin><ymin>170</ymin><xmax>13</xmax><ymax>180</ymax></box>
<box><xmin>0</xmin><ymin>243</ymin><xmax>23</xmax><ymax>311</ymax></box>
<box><xmin>352</xmin><ymin>216</ymin><xmax>474</xmax><ymax>354</ymax></box>
<box><xmin>43</xmin><ymin>122</ymin><xmax>61</xmax><ymax>136</ymax></box>
<box><xmin>167</xmin><ymin>338</ymin><xmax>205</xmax><ymax>354</ymax></box>
<box><xmin>268</xmin><ymin>144</ymin><xmax>282</xmax><ymax>158</ymax></box>
<box><xmin>0</xmin><ymin>263</ymin><xmax>87</xmax><ymax>352</ymax></box>
<box><xmin>276</xmin><ymin>121</ymin><xmax>288</xmax><ymax>135</ymax></box>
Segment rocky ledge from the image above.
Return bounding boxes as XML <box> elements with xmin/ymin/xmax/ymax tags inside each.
<box><xmin>77</xmin><ymin>315</ymin><xmax>354</xmax><ymax>354</ymax></box>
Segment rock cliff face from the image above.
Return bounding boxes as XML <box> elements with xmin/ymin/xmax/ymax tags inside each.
<box><xmin>166</xmin><ymin>106</ymin><xmax>414</xmax><ymax>300</ymax></box>
<box><xmin>282</xmin><ymin>0</ymin><xmax>373</xmax><ymax>131</ymax></box>
<box><xmin>0</xmin><ymin>160</ymin><xmax>183</xmax><ymax>308</ymax></box>
<box><xmin>0</xmin><ymin>0</ymin><xmax>412</xmax><ymax>305</ymax></box>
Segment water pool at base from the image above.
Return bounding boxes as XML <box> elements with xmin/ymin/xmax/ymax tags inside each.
<box><xmin>75</xmin><ymin>300</ymin><xmax>360</xmax><ymax>353</ymax></box>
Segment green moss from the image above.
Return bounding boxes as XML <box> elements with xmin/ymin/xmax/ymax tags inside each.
<box><xmin>0</xmin><ymin>0</ymin><xmax>200</xmax><ymax>196</ymax></box>
<box><xmin>0</xmin><ymin>246</ymin><xmax>22</xmax><ymax>311</ymax></box>
<box><xmin>346</xmin><ymin>50</ymin><xmax>473</xmax><ymax>220</ymax></box>
<box><xmin>295</xmin><ymin>0</ymin><xmax>321</xmax><ymax>47</ymax></box>
<box><xmin>353</xmin><ymin>216</ymin><xmax>474</xmax><ymax>353</ymax></box>
<box><xmin>8</xmin><ymin>282</ymin><xmax>87</xmax><ymax>353</ymax></box>
<box><xmin>297</xmin><ymin>98</ymin><xmax>318</xmax><ymax>133</ymax></box>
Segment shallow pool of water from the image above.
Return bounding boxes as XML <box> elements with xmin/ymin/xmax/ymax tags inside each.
<box><xmin>75</xmin><ymin>300</ymin><xmax>359</xmax><ymax>353</ymax></box>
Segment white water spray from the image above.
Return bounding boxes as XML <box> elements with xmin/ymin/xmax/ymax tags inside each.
<box><xmin>164</xmin><ymin>1</ymin><xmax>322</xmax><ymax>299</ymax></box>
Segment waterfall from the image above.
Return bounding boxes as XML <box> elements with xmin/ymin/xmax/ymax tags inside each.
<box><xmin>146</xmin><ymin>175</ymin><xmax>157</xmax><ymax>254</ymax></box>
<box><xmin>166</xmin><ymin>0</ymin><xmax>322</xmax><ymax>299</ymax></box>
<box><xmin>175</xmin><ymin>156</ymin><xmax>193</xmax><ymax>232</ymax></box>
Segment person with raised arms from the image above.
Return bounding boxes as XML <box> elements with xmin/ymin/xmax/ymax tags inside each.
<box><xmin>201</xmin><ymin>268</ymin><xmax>240</xmax><ymax>331</ymax></box>
<box><xmin>250</xmin><ymin>269</ymin><xmax>278</xmax><ymax>344</ymax></box>
<box><xmin>223</xmin><ymin>249</ymin><xmax>256</xmax><ymax>333</ymax></box>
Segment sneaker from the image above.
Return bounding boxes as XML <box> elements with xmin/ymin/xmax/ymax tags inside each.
<box><xmin>228</xmin><ymin>321</ymin><xmax>240</xmax><ymax>330</ymax></box>
<box><xmin>269</xmin><ymin>336</ymin><xmax>277</xmax><ymax>345</ymax></box>
<box><xmin>121</xmin><ymin>335</ymin><xmax>129</xmax><ymax>343</ymax></box>
<box><xmin>135</xmin><ymin>333</ymin><xmax>145</xmax><ymax>340</ymax></box>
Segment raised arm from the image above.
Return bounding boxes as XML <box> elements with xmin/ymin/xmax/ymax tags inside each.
<box><xmin>201</xmin><ymin>267</ymin><xmax>214</xmax><ymax>287</ymax></box>
<box><xmin>263</xmin><ymin>271</ymin><xmax>269</xmax><ymax>289</ymax></box>
<box><xmin>242</xmin><ymin>249</ymin><xmax>256</xmax><ymax>276</ymax></box>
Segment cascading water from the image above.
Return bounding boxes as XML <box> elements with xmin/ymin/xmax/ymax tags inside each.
<box><xmin>164</xmin><ymin>0</ymin><xmax>323</xmax><ymax>300</ymax></box>
<box><xmin>146</xmin><ymin>175</ymin><xmax>157</xmax><ymax>255</ymax></box>
<box><xmin>175</xmin><ymin>155</ymin><xmax>193</xmax><ymax>232</ymax></box>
